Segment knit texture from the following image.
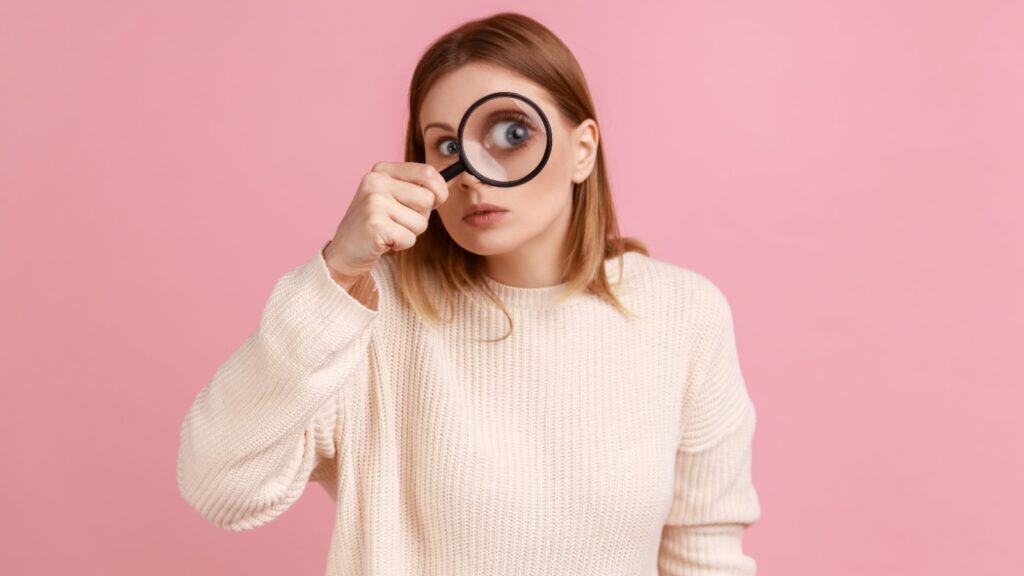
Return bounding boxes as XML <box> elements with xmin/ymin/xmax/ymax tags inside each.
<box><xmin>176</xmin><ymin>240</ymin><xmax>762</xmax><ymax>575</ymax></box>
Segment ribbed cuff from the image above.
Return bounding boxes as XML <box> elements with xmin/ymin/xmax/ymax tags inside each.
<box><xmin>659</xmin><ymin>523</ymin><xmax>757</xmax><ymax>575</ymax></box>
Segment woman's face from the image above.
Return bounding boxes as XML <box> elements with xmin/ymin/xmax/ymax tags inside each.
<box><xmin>419</xmin><ymin>62</ymin><xmax>598</xmax><ymax>257</ymax></box>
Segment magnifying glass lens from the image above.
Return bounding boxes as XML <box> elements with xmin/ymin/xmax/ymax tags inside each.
<box><xmin>461</xmin><ymin>96</ymin><xmax>548</xmax><ymax>184</ymax></box>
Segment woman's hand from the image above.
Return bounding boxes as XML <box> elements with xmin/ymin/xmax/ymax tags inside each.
<box><xmin>323</xmin><ymin>161</ymin><xmax>449</xmax><ymax>287</ymax></box>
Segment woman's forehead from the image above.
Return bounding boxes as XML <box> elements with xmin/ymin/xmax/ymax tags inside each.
<box><xmin>418</xmin><ymin>64</ymin><xmax>556</xmax><ymax>129</ymax></box>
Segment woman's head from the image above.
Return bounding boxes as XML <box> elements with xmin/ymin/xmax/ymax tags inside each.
<box><xmin>391</xmin><ymin>12</ymin><xmax>648</xmax><ymax>335</ymax></box>
<box><xmin>420</xmin><ymin>62</ymin><xmax>593</xmax><ymax>260</ymax></box>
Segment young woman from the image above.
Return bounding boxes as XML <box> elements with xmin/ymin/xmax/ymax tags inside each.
<box><xmin>177</xmin><ymin>12</ymin><xmax>762</xmax><ymax>576</ymax></box>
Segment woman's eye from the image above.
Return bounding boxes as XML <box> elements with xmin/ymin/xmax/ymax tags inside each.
<box><xmin>436</xmin><ymin>138</ymin><xmax>459</xmax><ymax>157</ymax></box>
<box><xmin>488</xmin><ymin>121</ymin><xmax>531</xmax><ymax>149</ymax></box>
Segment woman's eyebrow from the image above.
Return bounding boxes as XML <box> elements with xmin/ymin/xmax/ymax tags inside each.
<box><xmin>423</xmin><ymin>121</ymin><xmax>454</xmax><ymax>134</ymax></box>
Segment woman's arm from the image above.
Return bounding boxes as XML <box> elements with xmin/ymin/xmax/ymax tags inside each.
<box><xmin>659</xmin><ymin>280</ymin><xmax>762</xmax><ymax>575</ymax></box>
<box><xmin>176</xmin><ymin>240</ymin><xmax>380</xmax><ymax>531</ymax></box>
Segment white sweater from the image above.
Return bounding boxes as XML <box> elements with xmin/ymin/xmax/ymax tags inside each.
<box><xmin>176</xmin><ymin>240</ymin><xmax>762</xmax><ymax>575</ymax></box>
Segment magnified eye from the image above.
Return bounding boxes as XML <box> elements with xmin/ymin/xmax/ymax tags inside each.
<box><xmin>435</xmin><ymin>138</ymin><xmax>459</xmax><ymax>158</ymax></box>
<box><xmin>488</xmin><ymin>120</ymin><xmax>532</xmax><ymax>149</ymax></box>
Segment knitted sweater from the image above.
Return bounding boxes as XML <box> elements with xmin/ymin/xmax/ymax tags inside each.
<box><xmin>176</xmin><ymin>240</ymin><xmax>762</xmax><ymax>575</ymax></box>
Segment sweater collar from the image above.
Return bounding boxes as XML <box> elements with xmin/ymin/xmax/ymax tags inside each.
<box><xmin>480</xmin><ymin>273</ymin><xmax>575</xmax><ymax>309</ymax></box>
<box><xmin>473</xmin><ymin>253</ymin><xmax>633</xmax><ymax>310</ymax></box>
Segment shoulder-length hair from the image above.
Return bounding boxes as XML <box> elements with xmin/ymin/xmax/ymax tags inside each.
<box><xmin>387</xmin><ymin>11</ymin><xmax>649</xmax><ymax>341</ymax></box>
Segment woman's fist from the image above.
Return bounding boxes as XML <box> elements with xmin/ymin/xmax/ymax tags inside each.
<box><xmin>323</xmin><ymin>161</ymin><xmax>449</xmax><ymax>285</ymax></box>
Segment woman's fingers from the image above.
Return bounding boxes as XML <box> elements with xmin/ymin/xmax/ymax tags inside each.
<box><xmin>385</xmin><ymin>195</ymin><xmax>430</xmax><ymax>237</ymax></box>
<box><xmin>381</xmin><ymin>175</ymin><xmax>437</xmax><ymax>216</ymax></box>
<box><xmin>372</xmin><ymin>161</ymin><xmax>449</xmax><ymax>210</ymax></box>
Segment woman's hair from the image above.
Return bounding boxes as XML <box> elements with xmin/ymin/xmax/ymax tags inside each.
<box><xmin>388</xmin><ymin>11</ymin><xmax>649</xmax><ymax>340</ymax></box>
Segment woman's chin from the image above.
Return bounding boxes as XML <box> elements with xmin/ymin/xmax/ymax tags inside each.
<box><xmin>453</xmin><ymin>231</ymin><xmax>518</xmax><ymax>257</ymax></box>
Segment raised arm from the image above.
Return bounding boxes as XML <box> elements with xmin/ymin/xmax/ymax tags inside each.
<box><xmin>176</xmin><ymin>240</ymin><xmax>380</xmax><ymax>531</ymax></box>
<box><xmin>658</xmin><ymin>279</ymin><xmax>762</xmax><ymax>575</ymax></box>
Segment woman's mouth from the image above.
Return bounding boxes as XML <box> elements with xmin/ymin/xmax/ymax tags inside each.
<box><xmin>463</xmin><ymin>207</ymin><xmax>509</xmax><ymax>228</ymax></box>
<box><xmin>462</xmin><ymin>202</ymin><xmax>509</xmax><ymax>227</ymax></box>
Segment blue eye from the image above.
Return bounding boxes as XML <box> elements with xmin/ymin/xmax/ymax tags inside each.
<box><xmin>436</xmin><ymin>138</ymin><xmax>459</xmax><ymax>157</ymax></box>
<box><xmin>488</xmin><ymin>121</ymin><xmax>531</xmax><ymax>149</ymax></box>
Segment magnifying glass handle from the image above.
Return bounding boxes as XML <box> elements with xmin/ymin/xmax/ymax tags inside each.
<box><xmin>440</xmin><ymin>160</ymin><xmax>465</xmax><ymax>182</ymax></box>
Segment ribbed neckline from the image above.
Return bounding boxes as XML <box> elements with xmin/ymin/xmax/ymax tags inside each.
<box><xmin>475</xmin><ymin>252</ymin><xmax>635</xmax><ymax>310</ymax></box>
<box><xmin>480</xmin><ymin>273</ymin><xmax>575</xmax><ymax>309</ymax></box>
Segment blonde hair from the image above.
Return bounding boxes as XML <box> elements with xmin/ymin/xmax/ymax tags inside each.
<box><xmin>388</xmin><ymin>11</ymin><xmax>649</xmax><ymax>341</ymax></box>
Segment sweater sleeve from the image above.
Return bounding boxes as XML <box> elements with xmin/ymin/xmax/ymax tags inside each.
<box><xmin>658</xmin><ymin>279</ymin><xmax>762</xmax><ymax>575</ymax></box>
<box><xmin>176</xmin><ymin>240</ymin><xmax>380</xmax><ymax>531</ymax></box>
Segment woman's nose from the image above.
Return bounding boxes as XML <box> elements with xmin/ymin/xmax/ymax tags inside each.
<box><xmin>458</xmin><ymin>170</ymin><xmax>482</xmax><ymax>190</ymax></box>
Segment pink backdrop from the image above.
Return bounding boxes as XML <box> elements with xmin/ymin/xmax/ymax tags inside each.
<box><xmin>1</xmin><ymin>1</ymin><xmax>1021</xmax><ymax>574</ymax></box>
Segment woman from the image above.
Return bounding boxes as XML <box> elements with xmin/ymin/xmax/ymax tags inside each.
<box><xmin>176</xmin><ymin>11</ymin><xmax>762</xmax><ymax>575</ymax></box>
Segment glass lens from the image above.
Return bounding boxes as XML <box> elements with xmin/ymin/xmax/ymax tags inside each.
<box><xmin>461</xmin><ymin>96</ymin><xmax>548</xmax><ymax>183</ymax></box>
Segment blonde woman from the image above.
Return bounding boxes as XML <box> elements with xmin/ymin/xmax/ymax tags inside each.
<box><xmin>177</xmin><ymin>11</ymin><xmax>762</xmax><ymax>576</ymax></box>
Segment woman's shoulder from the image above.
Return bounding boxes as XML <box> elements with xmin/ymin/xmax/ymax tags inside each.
<box><xmin>611</xmin><ymin>251</ymin><xmax>725</xmax><ymax>298</ymax></box>
<box><xmin>610</xmin><ymin>251</ymin><xmax>734</xmax><ymax>323</ymax></box>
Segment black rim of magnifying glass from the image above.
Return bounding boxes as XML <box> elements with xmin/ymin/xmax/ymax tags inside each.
<box><xmin>438</xmin><ymin>91</ymin><xmax>554</xmax><ymax>188</ymax></box>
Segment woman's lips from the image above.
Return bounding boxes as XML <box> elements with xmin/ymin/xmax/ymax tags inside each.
<box><xmin>463</xmin><ymin>202</ymin><xmax>507</xmax><ymax>218</ymax></box>
<box><xmin>463</xmin><ymin>209</ymin><xmax>508</xmax><ymax>227</ymax></box>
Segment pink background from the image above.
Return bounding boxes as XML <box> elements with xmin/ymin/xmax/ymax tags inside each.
<box><xmin>2</xmin><ymin>1</ymin><xmax>1021</xmax><ymax>574</ymax></box>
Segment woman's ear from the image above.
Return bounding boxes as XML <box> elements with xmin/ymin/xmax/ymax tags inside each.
<box><xmin>571</xmin><ymin>119</ymin><xmax>600</xmax><ymax>184</ymax></box>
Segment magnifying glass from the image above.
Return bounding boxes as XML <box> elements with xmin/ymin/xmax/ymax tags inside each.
<box><xmin>436</xmin><ymin>91</ymin><xmax>553</xmax><ymax>188</ymax></box>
